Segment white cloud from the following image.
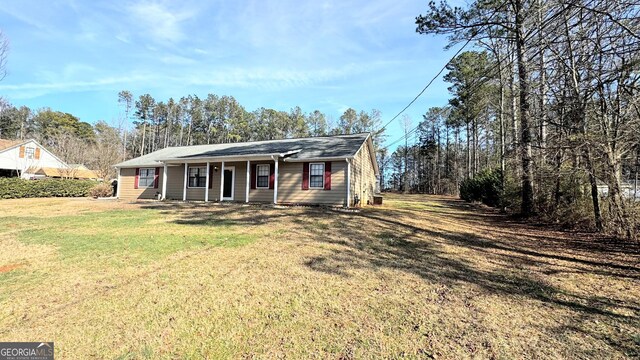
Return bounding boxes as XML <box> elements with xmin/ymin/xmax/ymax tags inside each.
<box><xmin>0</xmin><ymin>61</ymin><xmax>388</xmax><ymax>99</ymax></box>
<box><xmin>115</xmin><ymin>33</ymin><xmax>131</xmax><ymax>44</ymax></box>
<box><xmin>127</xmin><ymin>1</ymin><xmax>193</xmax><ymax>44</ymax></box>
<box><xmin>0</xmin><ymin>74</ymin><xmax>151</xmax><ymax>99</ymax></box>
<box><xmin>160</xmin><ymin>55</ymin><xmax>196</xmax><ymax>65</ymax></box>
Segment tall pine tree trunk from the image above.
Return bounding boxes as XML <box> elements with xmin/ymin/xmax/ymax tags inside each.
<box><xmin>499</xmin><ymin>73</ymin><xmax>506</xmax><ymax>211</ymax></box>
<box><xmin>466</xmin><ymin>121</ymin><xmax>472</xmax><ymax>179</ymax></box>
<box><xmin>455</xmin><ymin>127</ymin><xmax>461</xmax><ymax>194</ymax></box>
<box><xmin>538</xmin><ymin>0</ymin><xmax>547</xmax><ymax>164</ymax></box>
<box><xmin>510</xmin><ymin>49</ymin><xmax>519</xmax><ymax>151</ymax></box>
<box><xmin>515</xmin><ymin>0</ymin><xmax>535</xmax><ymax>216</ymax></box>
<box><xmin>584</xmin><ymin>145</ymin><xmax>603</xmax><ymax>231</ymax></box>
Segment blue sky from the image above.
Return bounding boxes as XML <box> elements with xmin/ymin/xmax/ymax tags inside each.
<box><xmin>0</xmin><ymin>0</ymin><xmax>455</xmax><ymax>150</ymax></box>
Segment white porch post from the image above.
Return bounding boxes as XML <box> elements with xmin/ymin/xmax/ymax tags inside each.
<box><xmin>161</xmin><ymin>164</ymin><xmax>168</xmax><ymax>200</ymax></box>
<box><xmin>219</xmin><ymin>161</ymin><xmax>225</xmax><ymax>201</ymax></box>
<box><xmin>205</xmin><ymin>162</ymin><xmax>210</xmax><ymax>202</ymax></box>
<box><xmin>245</xmin><ymin>160</ymin><xmax>250</xmax><ymax>203</ymax></box>
<box><xmin>183</xmin><ymin>163</ymin><xmax>188</xmax><ymax>201</ymax></box>
<box><xmin>273</xmin><ymin>157</ymin><xmax>278</xmax><ymax>204</ymax></box>
<box><xmin>346</xmin><ymin>159</ymin><xmax>351</xmax><ymax>208</ymax></box>
<box><xmin>116</xmin><ymin>168</ymin><xmax>121</xmax><ymax>199</ymax></box>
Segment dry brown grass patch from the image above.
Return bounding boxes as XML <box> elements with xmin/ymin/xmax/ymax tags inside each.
<box><xmin>0</xmin><ymin>194</ymin><xmax>638</xmax><ymax>358</ymax></box>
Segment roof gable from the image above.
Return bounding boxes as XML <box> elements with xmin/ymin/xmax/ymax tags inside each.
<box><xmin>0</xmin><ymin>138</ymin><xmax>70</xmax><ymax>168</ymax></box>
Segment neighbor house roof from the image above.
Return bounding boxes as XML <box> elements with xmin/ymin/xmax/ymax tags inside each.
<box><xmin>0</xmin><ymin>139</ymin><xmax>24</xmax><ymax>152</ymax></box>
<box><xmin>26</xmin><ymin>166</ymin><xmax>100</xmax><ymax>180</ymax></box>
<box><xmin>114</xmin><ymin>133</ymin><xmax>372</xmax><ymax>168</ymax></box>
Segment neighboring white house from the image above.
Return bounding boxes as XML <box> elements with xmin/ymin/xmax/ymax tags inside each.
<box><xmin>0</xmin><ymin>139</ymin><xmax>70</xmax><ymax>178</ymax></box>
<box><xmin>596</xmin><ymin>179</ymin><xmax>640</xmax><ymax>201</ymax></box>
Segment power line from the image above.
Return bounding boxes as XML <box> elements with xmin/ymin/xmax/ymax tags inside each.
<box><xmin>377</xmin><ymin>37</ymin><xmax>474</xmax><ymax>133</ymax></box>
<box><xmin>376</xmin><ymin>1</ymin><xmax>509</xmax><ymax>139</ymax></box>
<box><xmin>378</xmin><ymin>0</ymin><xmax>591</xmax><ymax>152</ymax></box>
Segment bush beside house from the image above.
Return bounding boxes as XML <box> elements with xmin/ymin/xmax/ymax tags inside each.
<box><xmin>459</xmin><ymin>169</ymin><xmax>503</xmax><ymax>207</ymax></box>
<box><xmin>88</xmin><ymin>183</ymin><xmax>113</xmax><ymax>198</ymax></box>
<box><xmin>0</xmin><ymin>178</ymin><xmax>97</xmax><ymax>199</ymax></box>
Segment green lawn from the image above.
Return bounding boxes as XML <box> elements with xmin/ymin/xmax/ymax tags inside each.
<box><xmin>0</xmin><ymin>196</ymin><xmax>638</xmax><ymax>359</ymax></box>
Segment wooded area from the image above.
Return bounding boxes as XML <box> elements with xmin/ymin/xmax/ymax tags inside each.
<box><xmin>381</xmin><ymin>0</ymin><xmax>639</xmax><ymax>238</ymax></box>
<box><xmin>0</xmin><ymin>94</ymin><xmax>384</xmax><ymax>181</ymax></box>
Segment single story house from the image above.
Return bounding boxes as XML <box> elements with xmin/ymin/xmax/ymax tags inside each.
<box><xmin>114</xmin><ymin>133</ymin><xmax>379</xmax><ymax>207</ymax></box>
<box><xmin>0</xmin><ymin>139</ymin><xmax>69</xmax><ymax>178</ymax></box>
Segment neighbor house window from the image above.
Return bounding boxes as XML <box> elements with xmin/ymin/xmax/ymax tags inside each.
<box><xmin>25</xmin><ymin>147</ymin><xmax>35</xmax><ymax>159</ymax></box>
<box><xmin>309</xmin><ymin>163</ymin><xmax>324</xmax><ymax>189</ymax></box>
<box><xmin>256</xmin><ymin>164</ymin><xmax>270</xmax><ymax>188</ymax></box>
<box><xmin>188</xmin><ymin>166</ymin><xmax>207</xmax><ymax>188</ymax></box>
<box><xmin>138</xmin><ymin>168</ymin><xmax>156</xmax><ymax>187</ymax></box>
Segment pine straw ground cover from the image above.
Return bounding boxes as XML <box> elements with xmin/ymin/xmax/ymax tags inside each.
<box><xmin>0</xmin><ymin>195</ymin><xmax>638</xmax><ymax>359</ymax></box>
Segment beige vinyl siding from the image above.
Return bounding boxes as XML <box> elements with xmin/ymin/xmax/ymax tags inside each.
<box><xmin>209</xmin><ymin>162</ymin><xmax>222</xmax><ymax>201</ymax></box>
<box><xmin>350</xmin><ymin>139</ymin><xmax>377</xmax><ymax>206</ymax></box>
<box><xmin>249</xmin><ymin>161</ymin><xmax>274</xmax><ymax>203</ymax></box>
<box><xmin>160</xmin><ymin>161</ymin><xmax>250</xmax><ymax>202</ymax></box>
<box><xmin>277</xmin><ymin>161</ymin><xmax>346</xmax><ymax>206</ymax></box>
<box><xmin>162</xmin><ymin>163</ymin><xmax>206</xmax><ymax>201</ymax></box>
<box><xmin>118</xmin><ymin>167</ymin><xmax>162</xmax><ymax>200</ymax></box>
<box><xmin>208</xmin><ymin>161</ymin><xmax>247</xmax><ymax>202</ymax></box>
<box><xmin>184</xmin><ymin>163</ymin><xmax>207</xmax><ymax>201</ymax></box>
<box><xmin>165</xmin><ymin>165</ymin><xmax>185</xmax><ymax>200</ymax></box>
<box><xmin>233</xmin><ymin>161</ymin><xmax>248</xmax><ymax>201</ymax></box>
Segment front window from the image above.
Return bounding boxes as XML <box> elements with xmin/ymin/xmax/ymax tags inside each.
<box><xmin>25</xmin><ymin>147</ymin><xmax>35</xmax><ymax>159</ymax></box>
<box><xmin>309</xmin><ymin>163</ymin><xmax>324</xmax><ymax>189</ymax></box>
<box><xmin>256</xmin><ymin>164</ymin><xmax>270</xmax><ymax>188</ymax></box>
<box><xmin>188</xmin><ymin>166</ymin><xmax>207</xmax><ymax>188</ymax></box>
<box><xmin>138</xmin><ymin>168</ymin><xmax>155</xmax><ymax>187</ymax></box>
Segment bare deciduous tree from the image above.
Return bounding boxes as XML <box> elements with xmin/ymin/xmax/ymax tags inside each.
<box><xmin>0</xmin><ymin>30</ymin><xmax>8</xmax><ymax>82</ymax></box>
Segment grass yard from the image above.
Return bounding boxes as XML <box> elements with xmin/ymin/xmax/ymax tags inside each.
<box><xmin>0</xmin><ymin>195</ymin><xmax>638</xmax><ymax>359</ymax></box>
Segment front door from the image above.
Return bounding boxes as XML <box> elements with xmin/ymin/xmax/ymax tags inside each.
<box><xmin>223</xmin><ymin>166</ymin><xmax>235</xmax><ymax>200</ymax></box>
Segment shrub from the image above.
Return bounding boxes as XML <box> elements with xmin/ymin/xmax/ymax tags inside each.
<box><xmin>459</xmin><ymin>169</ymin><xmax>503</xmax><ymax>207</ymax></box>
<box><xmin>88</xmin><ymin>183</ymin><xmax>113</xmax><ymax>198</ymax></box>
<box><xmin>0</xmin><ymin>178</ymin><xmax>97</xmax><ymax>199</ymax></box>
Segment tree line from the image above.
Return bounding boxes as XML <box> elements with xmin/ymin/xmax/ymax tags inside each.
<box><xmin>117</xmin><ymin>91</ymin><xmax>385</xmax><ymax>157</ymax></box>
<box><xmin>0</xmin><ymin>94</ymin><xmax>385</xmax><ymax>181</ymax></box>
<box><xmin>382</xmin><ymin>0</ymin><xmax>639</xmax><ymax>238</ymax></box>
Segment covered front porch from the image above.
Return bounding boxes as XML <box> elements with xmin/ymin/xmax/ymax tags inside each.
<box><xmin>161</xmin><ymin>157</ymin><xmax>280</xmax><ymax>203</ymax></box>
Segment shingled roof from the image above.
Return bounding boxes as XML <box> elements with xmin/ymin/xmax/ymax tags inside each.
<box><xmin>114</xmin><ymin>133</ymin><xmax>372</xmax><ymax>168</ymax></box>
<box><xmin>0</xmin><ymin>139</ymin><xmax>24</xmax><ymax>152</ymax></box>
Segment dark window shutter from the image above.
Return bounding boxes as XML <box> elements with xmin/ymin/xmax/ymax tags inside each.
<box><xmin>209</xmin><ymin>165</ymin><xmax>214</xmax><ymax>189</ymax></box>
<box><xmin>19</xmin><ymin>146</ymin><xmax>25</xmax><ymax>158</ymax></box>
<box><xmin>134</xmin><ymin>168</ymin><xmax>140</xmax><ymax>189</ymax></box>
<box><xmin>250</xmin><ymin>164</ymin><xmax>257</xmax><ymax>189</ymax></box>
<box><xmin>269</xmin><ymin>163</ymin><xmax>275</xmax><ymax>189</ymax></box>
<box><xmin>35</xmin><ymin>148</ymin><xmax>41</xmax><ymax>159</ymax></box>
<box><xmin>154</xmin><ymin>167</ymin><xmax>160</xmax><ymax>188</ymax></box>
<box><xmin>302</xmin><ymin>162</ymin><xmax>309</xmax><ymax>190</ymax></box>
<box><xmin>324</xmin><ymin>162</ymin><xmax>331</xmax><ymax>190</ymax></box>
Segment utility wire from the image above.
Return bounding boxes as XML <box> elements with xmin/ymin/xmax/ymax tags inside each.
<box><xmin>377</xmin><ymin>37</ymin><xmax>474</xmax><ymax>134</ymax></box>
<box><xmin>378</xmin><ymin>0</ymin><xmax>594</xmax><ymax>152</ymax></box>
<box><xmin>375</xmin><ymin>1</ymin><xmax>509</xmax><ymax>139</ymax></box>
